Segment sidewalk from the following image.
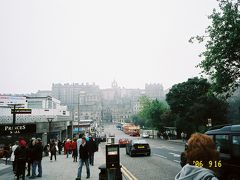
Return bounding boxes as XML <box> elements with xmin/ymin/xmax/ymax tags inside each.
<box><xmin>1</xmin><ymin>146</ymin><xmax>106</xmax><ymax>180</ymax></box>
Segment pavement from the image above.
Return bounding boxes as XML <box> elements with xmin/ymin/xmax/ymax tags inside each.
<box><xmin>0</xmin><ymin>143</ymin><xmax>126</xmax><ymax>180</ymax></box>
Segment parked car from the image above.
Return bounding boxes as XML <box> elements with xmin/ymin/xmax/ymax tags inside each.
<box><xmin>126</xmin><ymin>139</ymin><xmax>151</xmax><ymax>157</ymax></box>
<box><xmin>204</xmin><ymin>124</ymin><xmax>240</xmax><ymax>180</ymax></box>
<box><xmin>118</xmin><ymin>138</ymin><xmax>129</xmax><ymax>147</ymax></box>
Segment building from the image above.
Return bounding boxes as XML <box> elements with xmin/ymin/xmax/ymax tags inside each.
<box><xmin>52</xmin><ymin>83</ymin><xmax>102</xmax><ymax>121</ymax></box>
<box><xmin>145</xmin><ymin>83</ymin><xmax>164</xmax><ymax>100</ymax></box>
<box><xmin>0</xmin><ymin>95</ymin><xmax>71</xmax><ymax>145</ymax></box>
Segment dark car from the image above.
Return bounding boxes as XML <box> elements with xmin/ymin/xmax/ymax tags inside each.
<box><xmin>205</xmin><ymin>124</ymin><xmax>240</xmax><ymax>180</ymax></box>
<box><xmin>126</xmin><ymin>139</ymin><xmax>151</xmax><ymax>157</ymax></box>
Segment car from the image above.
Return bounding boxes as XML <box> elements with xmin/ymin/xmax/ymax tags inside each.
<box><xmin>126</xmin><ymin>139</ymin><xmax>151</xmax><ymax>157</ymax></box>
<box><xmin>109</xmin><ymin>133</ymin><xmax>115</xmax><ymax>137</ymax></box>
<box><xmin>142</xmin><ymin>132</ymin><xmax>150</xmax><ymax>138</ymax></box>
<box><xmin>118</xmin><ymin>138</ymin><xmax>129</xmax><ymax>147</ymax></box>
<box><xmin>204</xmin><ymin>124</ymin><xmax>240</xmax><ymax>180</ymax></box>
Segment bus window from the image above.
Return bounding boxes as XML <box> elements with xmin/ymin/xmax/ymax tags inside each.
<box><xmin>232</xmin><ymin>135</ymin><xmax>240</xmax><ymax>158</ymax></box>
<box><xmin>215</xmin><ymin>135</ymin><xmax>230</xmax><ymax>154</ymax></box>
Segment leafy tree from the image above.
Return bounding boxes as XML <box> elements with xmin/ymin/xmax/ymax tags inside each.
<box><xmin>227</xmin><ymin>88</ymin><xmax>240</xmax><ymax>123</ymax></box>
<box><xmin>138</xmin><ymin>96</ymin><xmax>169</xmax><ymax>130</ymax></box>
<box><xmin>190</xmin><ymin>0</ymin><xmax>240</xmax><ymax>97</ymax></box>
<box><xmin>166</xmin><ymin>77</ymin><xmax>228</xmax><ymax>134</ymax></box>
<box><xmin>131</xmin><ymin>114</ymin><xmax>146</xmax><ymax>127</ymax></box>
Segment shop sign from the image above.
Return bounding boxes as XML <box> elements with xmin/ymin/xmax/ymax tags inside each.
<box><xmin>0</xmin><ymin>124</ymin><xmax>36</xmax><ymax>135</ymax></box>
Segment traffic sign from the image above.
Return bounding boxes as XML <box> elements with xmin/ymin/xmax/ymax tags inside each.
<box><xmin>11</xmin><ymin>108</ymin><xmax>32</xmax><ymax>114</ymax></box>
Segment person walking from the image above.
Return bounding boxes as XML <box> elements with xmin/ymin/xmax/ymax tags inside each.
<box><xmin>72</xmin><ymin>138</ymin><xmax>78</xmax><ymax>162</ymax></box>
<box><xmin>14</xmin><ymin>139</ymin><xmax>27</xmax><ymax>180</ymax></box>
<box><xmin>10</xmin><ymin>141</ymin><xmax>18</xmax><ymax>175</ymax></box>
<box><xmin>26</xmin><ymin>139</ymin><xmax>34</xmax><ymax>177</ymax></box>
<box><xmin>50</xmin><ymin>139</ymin><xmax>57</xmax><ymax>161</ymax></box>
<box><xmin>65</xmin><ymin>139</ymin><xmax>71</xmax><ymax>158</ymax></box>
<box><xmin>88</xmin><ymin>137</ymin><xmax>97</xmax><ymax>166</ymax></box>
<box><xmin>57</xmin><ymin>140</ymin><xmax>62</xmax><ymax>155</ymax></box>
<box><xmin>175</xmin><ymin>133</ymin><xmax>219</xmax><ymax>180</ymax></box>
<box><xmin>30</xmin><ymin>138</ymin><xmax>43</xmax><ymax>178</ymax></box>
<box><xmin>76</xmin><ymin>137</ymin><xmax>90</xmax><ymax>180</ymax></box>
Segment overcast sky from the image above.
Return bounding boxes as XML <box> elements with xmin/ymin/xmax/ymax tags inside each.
<box><xmin>0</xmin><ymin>0</ymin><xmax>219</xmax><ymax>94</ymax></box>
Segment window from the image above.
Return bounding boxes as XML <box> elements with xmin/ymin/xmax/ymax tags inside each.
<box><xmin>232</xmin><ymin>135</ymin><xmax>240</xmax><ymax>157</ymax></box>
<box><xmin>215</xmin><ymin>135</ymin><xmax>230</xmax><ymax>154</ymax></box>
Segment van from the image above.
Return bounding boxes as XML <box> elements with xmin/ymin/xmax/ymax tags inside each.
<box><xmin>205</xmin><ymin>124</ymin><xmax>240</xmax><ymax>180</ymax></box>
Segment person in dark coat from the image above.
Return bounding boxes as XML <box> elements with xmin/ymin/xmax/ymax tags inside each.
<box><xmin>87</xmin><ymin>137</ymin><xmax>97</xmax><ymax>166</ymax></box>
<box><xmin>14</xmin><ymin>139</ymin><xmax>27</xmax><ymax>180</ymax></box>
<box><xmin>57</xmin><ymin>140</ymin><xmax>62</xmax><ymax>155</ymax></box>
<box><xmin>30</xmin><ymin>138</ymin><xmax>43</xmax><ymax>178</ymax></box>
<box><xmin>50</xmin><ymin>139</ymin><xmax>57</xmax><ymax>161</ymax></box>
<box><xmin>76</xmin><ymin>137</ymin><xmax>90</xmax><ymax>180</ymax></box>
<box><xmin>26</xmin><ymin>139</ymin><xmax>34</xmax><ymax>176</ymax></box>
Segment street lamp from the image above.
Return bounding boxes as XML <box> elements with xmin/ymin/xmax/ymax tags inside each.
<box><xmin>47</xmin><ymin>117</ymin><xmax>54</xmax><ymax>143</ymax></box>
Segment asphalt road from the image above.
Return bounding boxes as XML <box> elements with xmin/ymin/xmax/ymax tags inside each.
<box><xmin>103</xmin><ymin>124</ymin><xmax>184</xmax><ymax>180</ymax></box>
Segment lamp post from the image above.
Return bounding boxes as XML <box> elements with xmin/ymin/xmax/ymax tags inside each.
<box><xmin>47</xmin><ymin>117</ymin><xmax>54</xmax><ymax>143</ymax></box>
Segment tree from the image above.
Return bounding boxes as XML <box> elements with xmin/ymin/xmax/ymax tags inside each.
<box><xmin>131</xmin><ymin>114</ymin><xmax>146</xmax><ymax>127</ymax></box>
<box><xmin>138</xmin><ymin>96</ymin><xmax>169</xmax><ymax>130</ymax></box>
<box><xmin>166</xmin><ymin>77</ymin><xmax>228</xmax><ymax>134</ymax></box>
<box><xmin>190</xmin><ymin>0</ymin><xmax>240</xmax><ymax>97</ymax></box>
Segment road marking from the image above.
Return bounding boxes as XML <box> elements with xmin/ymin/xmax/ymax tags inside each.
<box><xmin>152</xmin><ymin>145</ymin><xmax>174</xmax><ymax>149</ymax></box>
<box><xmin>153</xmin><ymin>154</ymin><xmax>167</xmax><ymax>159</ymax></box>
<box><xmin>121</xmin><ymin>164</ymin><xmax>138</xmax><ymax>180</ymax></box>
<box><xmin>174</xmin><ymin>160</ymin><xmax>180</xmax><ymax>163</ymax></box>
<box><xmin>169</xmin><ymin>152</ymin><xmax>180</xmax><ymax>157</ymax></box>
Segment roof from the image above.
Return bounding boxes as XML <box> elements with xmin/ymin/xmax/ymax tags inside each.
<box><xmin>205</xmin><ymin>124</ymin><xmax>240</xmax><ymax>134</ymax></box>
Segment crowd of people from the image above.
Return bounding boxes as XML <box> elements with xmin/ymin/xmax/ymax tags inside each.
<box><xmin>6</xmin><ymin>132</ymin><xmax>99</xmax><ymax>180</ymax></box>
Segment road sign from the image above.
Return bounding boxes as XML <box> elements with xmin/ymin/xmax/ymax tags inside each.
<box><xmin>11</xmin><ymin>108</ymin><xmax>32</xmax><ymax>114</ymax></box>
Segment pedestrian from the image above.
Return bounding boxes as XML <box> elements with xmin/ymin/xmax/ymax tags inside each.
<box><xmin>175</xmin><ymin>133</ymin><xmax>219</xmax><ymax>180</ymax></box>
<box><xmin>26</xmin><ymin>139</ymin><xmax>34</xmax><ymax>177</ymax></box>
<box><xmin>181</xmin><ymin>132</ymin><xmax>184</xmax><ymax>142</ymax></box>
<box><xmin>88</xmin><ymin>136</ymin><xmax>97</xmax><ymax>166</ymax></box>
<box><xmin>50</xmin><ymin>139</ymin><xmax>57</xmax><ymax>161</ymax></box>
<box><xmin>72</xmin><ymin>138</ymin><xmax>78</xmax><ymax>162</ymax></box>
<box><xmin>76</xmin><ymin>137</ymin><xmax>90</xmax><ymax>180</ymax></box>
<box><xmin>14</xmin><ymin>139</ymin><xmax>27</xmax><ymax>180</ymax></box>
<box><xmin>57</xmin><ymin>140</ymin><xmax>62</xmax><ymax>155</ymax></box>
<box><xmin>10</xmin><ymin>141</ymin><xmax>18</xmax><ymax>174</ymax></box>
<box><xmin>30</xmin><ymin>138</ymin><xmax>43</xmax><ymax>178</ymax></box>
<box><xmin>65</xmin><ymin>139</ymin><xmax>71</xmax><ymax>158</ymax></box>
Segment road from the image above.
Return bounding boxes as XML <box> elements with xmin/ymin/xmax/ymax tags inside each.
<box><xmin>102</xmin><ymin>124</ymin><xmax>184</xmax><ymax>180</ymax></box>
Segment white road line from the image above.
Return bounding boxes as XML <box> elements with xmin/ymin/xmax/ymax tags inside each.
<box><xmin>169</xmin><ymin>152</ymin><xmax>180</xmax><ymax>157</ymax></box>
<box><xmin>153</xmin><ymin>154</ymin><xmax>167</xmax><ymax>159</ymax></box>
<box><xmin>174</xmin><ymin>160</ymin><xmax>180</xmax><ymax>163</ymax></box>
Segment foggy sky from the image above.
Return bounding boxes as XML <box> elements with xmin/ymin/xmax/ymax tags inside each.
<box><xmin>0</xmin><ymin>0</ymin><xmax>218</xmax><ymax>94</ymax></box>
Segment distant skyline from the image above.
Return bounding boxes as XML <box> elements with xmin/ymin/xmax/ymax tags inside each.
<box><xmin>0</xmin><ymin>0</ymin><xmax>219</xmax><ymax>94</ymax></box>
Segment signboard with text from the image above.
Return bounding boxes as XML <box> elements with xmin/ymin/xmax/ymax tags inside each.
<box><xmin>11</xmin><ymin>108</ymin><xmax>32</xmax><ymax>114</ymax></box>
<box><xmin>0</xmin><ymin>124</ymin><xmax>36</xmax><ymax>135</ymax></box>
